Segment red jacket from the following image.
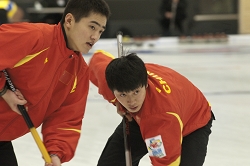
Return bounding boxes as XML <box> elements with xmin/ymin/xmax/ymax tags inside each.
<box><xmin>0</xmin><ymin>22</ymin><xmax>89</xmax><ymax>162</ymax></box>
<box><xmin>89</xmin><ymin>50</ymin><xmax>212</xmax><ymax>166</ymax></box>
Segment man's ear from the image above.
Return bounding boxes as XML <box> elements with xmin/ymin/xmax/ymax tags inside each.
<box><xmin>64</xmin><ymin>13</ymin><xmax>74</xmax><ymax>27</ymax></box>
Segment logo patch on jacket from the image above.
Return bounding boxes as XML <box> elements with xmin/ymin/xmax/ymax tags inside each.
<box><xmin>145</xmin><ymin>135</ymin><xmax>166</xmax><ymax>158</ymax></box>
<box><xmin>60</xmin><ymin>70</ymin><xmax>73</xmax><ymax>85</ymax></box>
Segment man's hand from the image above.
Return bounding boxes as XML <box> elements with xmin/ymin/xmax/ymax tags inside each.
<box><xmin>115</xmin><ymin>102</ymin><xmax>133</xmax><ymax>121</ymax></box>
<box><xmin>165</xmin><ymin>12</ymin><xmax>173</xmax><ymax>19</ymax></box>
<box><xmin>1</xmin><ymin>89</ymin><xmax>27</xmax><ymax>114</ymax></box>
<box><xmin>45</xmin><ymin>155</ymin><xmax>61</xmax><ymax>166</ymax></box>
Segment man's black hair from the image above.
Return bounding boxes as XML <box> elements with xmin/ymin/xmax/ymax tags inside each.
<box><xmin>61</xmin><ymin>0</ymin><xmax>111</xmax><ymax>24</ymax></box>
<box><xmin>105</xmin><ymin>53</ymin><xmax>148</xmax><ymax>92</ymax></box>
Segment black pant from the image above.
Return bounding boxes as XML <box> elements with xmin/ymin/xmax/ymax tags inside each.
<box><xmin>0</xmin><ymin>141</ymin><xmax>18</xmax><ymax>166</ymax></box>
<box><xmin>97</xmin><ymin>113</ymin><xmax>214</xmax><ymax>166</ymax></box>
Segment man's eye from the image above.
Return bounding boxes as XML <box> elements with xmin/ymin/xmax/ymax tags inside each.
<box><xmin>90</xmin><ymin>26</ymin><xmax>95</xmax><ymax>30</ymax></box>
<box><xmin>134</xmin><ymin>90</ymin><xmax>139</xmax><ymax>94</ymax></box>
<box><xmin>120</xmin><ymin>94</ymin><xmax>126</xmax><ymax>97</ymax></box>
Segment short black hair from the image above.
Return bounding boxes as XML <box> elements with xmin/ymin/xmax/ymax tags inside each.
<box><xmin>105</xmin><ymin>53</ymin><xmax>148</xmax><ymax>92</ymax></box>
<box><xmin>61</xmin><ymin>0</ymin><xmax>111</xmax><ymax>24</ymax></box>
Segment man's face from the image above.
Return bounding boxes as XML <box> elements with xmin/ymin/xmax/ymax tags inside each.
<box><xmin>114</xmin><ymin>86</ymin><xmax>147</xmax><ymax>113</ymax></box>
<box><xmin>64</xmin><ymin>12</ymin><xmax>107</xmax><ymax>54</ymax></box>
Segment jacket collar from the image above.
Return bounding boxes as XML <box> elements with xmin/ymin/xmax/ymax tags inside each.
<box><xmin>57</xmin><ymin>22</ymin><xmax>80</xmax><ymax>56</ymax></box>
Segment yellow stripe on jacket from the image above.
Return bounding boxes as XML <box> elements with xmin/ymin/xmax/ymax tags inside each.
<box><xmin>14</xmin><ymin>48</ymin><xmax>49</xmax><ymax>68</ymax></box>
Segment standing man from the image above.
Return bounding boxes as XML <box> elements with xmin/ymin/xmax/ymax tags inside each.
<box><xmin>160</xmin><ymin>0</ymin><xmax>187</xmax><ymax>36</ymax></box>
<box><xmin>89</xmin><ymin>50</ymin><xmax>215</xmax><ymax>166</ymax></box>
<box><xmin>0</xmin><ymin>0</ymin><xmax>110</xmax><ymax>166</ymax></box>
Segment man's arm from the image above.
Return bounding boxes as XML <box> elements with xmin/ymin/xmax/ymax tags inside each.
<box><xmin>89</xmin><ymin>50</ymin><xmax>117</xmax><ymax>103</ymax></box>
<box><xmin>42</xmin><ymin>65</ymin><xmax>89</xmax><ymax>163</ymax></box>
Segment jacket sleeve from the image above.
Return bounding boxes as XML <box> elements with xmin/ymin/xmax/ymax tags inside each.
<box><xmin>140</xmin><ymin>112</ymin><xmax>183</xmax><ymax>166</ymax></box>
<box><xmin>0</xmin><ymin>23</ymin><xmax>44</xmax><ymax>89</ymax></box>
<box><xmin>88</xmin><ymin>50</ymin><xmax>117</xmax><ymax>103</ymax></box>
<box><xmin>41</xmin><ymin>64</ymin><xmax>89</xmax><ymax>163</ymax></box>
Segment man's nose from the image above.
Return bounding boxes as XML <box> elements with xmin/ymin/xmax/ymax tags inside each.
<box><xmin>127</xmin><ymin>96</ymin><xmax>136</xmax><ymax>105</ymax></box>
<box><xmin>91</xmin><ymin>32</ymin><xmax>100</xmax><ymax>41</ymax></box>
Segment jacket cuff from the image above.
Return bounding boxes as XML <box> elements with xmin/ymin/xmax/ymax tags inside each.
<box><xmin>49</xmin><ymin>151</ymin><xmax>64</xmax><ymax>162</ymax></box>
